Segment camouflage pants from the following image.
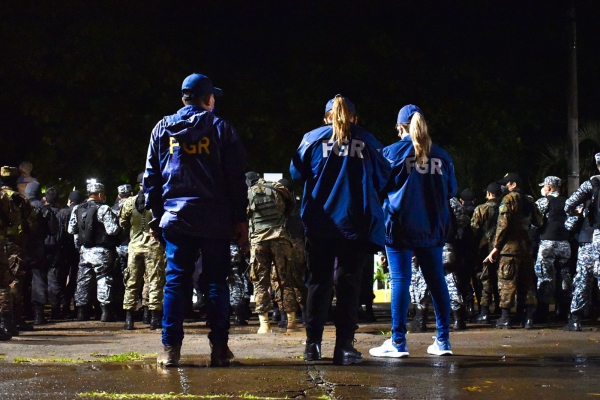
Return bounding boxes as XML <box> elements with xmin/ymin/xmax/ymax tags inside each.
<box><xmin>570</xmin><ymin>243</ymin><xmax>595</xmax><ymax>313</ymax></box>
<box><xmin>0</xmin><ymin>242</ymin><xmax>13</xmax><ymax>314</ymax></box>
<box><xmin>498</xmin><ymin>254</ymin><xmax>537</xmax><ymax>309</ymax></box>
<box><xmin>75</xmin><ymin>247</ymin><xmax>114</xmax><ymax>306</ymax></box>
<box><xmin>271</xmin><ymin>238</ymin><xmax>307</xmax><ymax>311</ymax></box>
<box><xmin>593</xmin><ymin>230</ymin><xmax>600</xmax><ymax>279</ymax></box>
<box><xmin>228</xmin><ymin>270</ymin><xmax>250</xmax><ymax>307</ymax></box>
<box><xmin>6</xmin><ymin>241</ymin><xmax>26</xmax><ymax>313</ymax></box>
<box><xmin>477</xmin><ymin>261</ymin><xmax>498</xmax><ymax>307</ymax></box>
<box><xmin>410</xmin><ymin>243</ymin><xmax>463</xmax><ymax>311</ymax></box>
<box><xmin>123</xmin><ymin>246</ymin><xmax>165</xmax><ymax>311</ymax></box>
<box><xmin>250</xmin><ymin>239</ymin><xmax>294</xmax><ymax>313</ymax></box>
<box><xmin>534</xmin><ymin>240</ymin><xmax>572</xmax><ymax>304</ymax></box>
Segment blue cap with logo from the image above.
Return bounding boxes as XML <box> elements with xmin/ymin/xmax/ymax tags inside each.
<box><xmin>181</xmin><ymin>73</ymin><xmax>223</xmax><ymax>98</ymax></box>
<box><xmin>397</xmin><ymin>104</ymin><xmax>423</xmax><ymax>124</ymax></box>
<box><xmin>325</xmin><ymin>96</ymin><xmax>356</xmax><ymax>115</ymax></box>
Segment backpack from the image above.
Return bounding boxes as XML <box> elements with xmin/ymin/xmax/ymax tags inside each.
<box><xmin>41</xmin><ymin>205</ymin><xmax>60</xmax><ymax>247</ymax></box>
<box><xmin>77</xmin><ymin>201</ymin><xmax>100</xmax><ymax>247</ymax></box>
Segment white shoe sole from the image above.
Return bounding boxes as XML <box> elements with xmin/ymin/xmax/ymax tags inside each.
<box><xmin>427</xmin><ymin>347</ymin><xmax>452</xmax><ymax>356</ymax></box>
<box><xmin>369</xmin><ymin>349</ymin><xmax>409</xmax><ymax>358</ymax></box>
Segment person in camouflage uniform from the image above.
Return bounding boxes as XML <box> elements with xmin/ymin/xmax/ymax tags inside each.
<box><xmin>485</xmin><ymin>173</ymin><xmax>542</xmax><ymax>329</ymax></box>
<box><xmin>0</xmin><ymin>166</ymin><xmax>36</xmax><ymax>335</ymax></box>
<box><xmin>246</xmin><ymin>172</ymin><xmax>296</xmax><ymax>333</ymax></box>
<box><xmin>563</xmin><ymin>153</ymin><xmax>600</xmax><ymax>330</ymax></box>
<box><xmin>68</xmin><ymin>180</ymin><xmax>121</xmax><ymax>322</ymax></box>
<box><xmin>470</xmin><ymin>182</ymin><xmax>502</xmax><ymax>323</ymax></box>
<box><xmin>534</xmin><ymin>176</ymin><xmax>572</xmax><ymax>322</ymax></box>
<box><xmin>112</xmin><ymin>183</ymin><xmax>133</xmax><ymax>321</ymax></box>
<box><xmin>120</xmin><ymin>180</ymin><xmax>165</xmax><ymax>331</ymax></box>
<box><xmin>564</xmin><ymin>205</ymin><xmax>594</xmax><ymax>331</ymax></box>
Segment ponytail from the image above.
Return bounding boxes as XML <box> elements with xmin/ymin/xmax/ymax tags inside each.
<box><xmin>331</xmin><ymin>95</ymin><xmax>352</xmax><ymax>144</ymax></box>
<box><xmin>409</xmin><ymin>112</ymin><xmax>431</xmax><ymax>165</ymax></box>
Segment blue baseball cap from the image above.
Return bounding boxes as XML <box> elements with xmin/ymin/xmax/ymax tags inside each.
<box><xmin>595</xmin><ymin>153</ymin><xmax>600</xmax><ymax>163</ymax></box>
<box><xmin>397</xmin><ymin>104</ymin><xmax>423</xmax><ymax>124</ymax></box>
<box><xmin>181</xmin><ymin>73</ymin><xmax>223</xmax><ymax>98</ymax></box>
<box><xmin>325</xmin><ymin>96</ymin><xmax>356</xmax><ymax>115</ymax></box>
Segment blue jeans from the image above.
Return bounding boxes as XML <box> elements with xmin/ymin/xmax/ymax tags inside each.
<box><xmin>162</xmin><ymin>230</ymin><xmax>230</xmax><ymax>347</ymax></box>
<box><xmin>386</xmin><ymin>245</ymin><xmax>450</xmax><ymax>344</ymax></box>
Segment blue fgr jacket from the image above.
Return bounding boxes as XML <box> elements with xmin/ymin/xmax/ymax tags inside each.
<box><xmin>290</xmin><ymin>124</ymin><xmax>391</xmax><ymax>252</ymax></box>
<box><xmin>144</xmin><ymin>105</ymin><xmax>248</xmax><ymax>239</ymax></box>
<box><xmin>382</xmin><ymin>136</ymin><xmax>457</xmax><ymax>248</ymax></box>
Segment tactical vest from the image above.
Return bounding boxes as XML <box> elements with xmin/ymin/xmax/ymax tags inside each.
<box><xmin>76</xmin><ymin>201</ymin><xmax>114</xmax><ymax>248</ymax></box>
<box><xmin>540</xmin><ymin>196</ymin><xmax>569</xmax><ymax>241</ymax></box>
<box><xmin>592</xmin><ymin>177</ymin><xmax>600</xmax><ymax>228</ymax></box>
<box><xmin>130</xmin><ymin>200</ymin><xmax>151</xmax><ymax>237</ymax></box>
<box><xmin>248</xmin><ymin>182</ymin><xmax>286</xmax><ymax>233</ymax></box>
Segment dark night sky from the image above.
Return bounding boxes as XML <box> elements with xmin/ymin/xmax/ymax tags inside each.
<box><xmin>2</xmin><ymin>0</ymin><xmax>599</xmax><ymax>198</ymax></box>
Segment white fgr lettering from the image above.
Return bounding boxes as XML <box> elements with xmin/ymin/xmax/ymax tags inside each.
<box><xmin>322</xmin><ymin>141</ymin><xmax>334</xmax><ymax>157</ymax></box>
<box><xmin>322</xmin><ymin>139</ymin><xmax>365</xmax><ymax>158</ymax></box>
<box><xmin>406</xmin><ymin>156</ymin><xmax>444</xmax><ymax>175</ymax></box>
<box><xmin>431</xmin><ymin>158</ymin><xmax>443</xmax><ymax>175</ymax></box>
<box><xmin>350</xmin><ymin>140</ymin><xmax>365</xmax><ymax>158</ymax></box>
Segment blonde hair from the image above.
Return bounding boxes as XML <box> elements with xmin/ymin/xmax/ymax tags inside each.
<box><xmin>400</xmin><ymin>112</ymin><xmax>431</xmax><ymax>165</ymax></box>
<box><xmin>330</xmin><ymin>95</ymin><xmax>352</xmax><ymax>143</ymax></box>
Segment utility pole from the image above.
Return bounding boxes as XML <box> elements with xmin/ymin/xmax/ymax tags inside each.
<box><xmin>567</xmin><ymin>4</ymin><xmax>579</xmax><ymax>195</ymax></box>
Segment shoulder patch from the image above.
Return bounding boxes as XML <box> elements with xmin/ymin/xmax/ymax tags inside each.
<box><xmin>499</xmin><ymin>204</ymin><xmax>507</xmax><ymax>214</ymax></box>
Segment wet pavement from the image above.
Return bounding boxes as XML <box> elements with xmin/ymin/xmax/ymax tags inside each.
<box><xmin>1</xmin><ymin>318</ymin><xmax>600</xmax><ymax>399</ymax></box>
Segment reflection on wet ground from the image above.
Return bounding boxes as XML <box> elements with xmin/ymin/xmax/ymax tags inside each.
<box><xmin>2</xmin><ymin>353</ymin><xmax>600</xmax><ymax>399</ymax></box>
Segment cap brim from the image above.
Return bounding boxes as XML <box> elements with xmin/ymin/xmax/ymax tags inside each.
<box><xmin>496</xmin><ymin>178</ymin><xmax>509</xmax><ymax>185</ymax></box>
<box><xmin>214</xmin><ymin>87</ymin><xmax>223</xmax><ymax>97</ymax></box>
<box><xmin>538</xmin><ymin>182</ymin><xmax>545</xmax><ymax>186</ymax></box>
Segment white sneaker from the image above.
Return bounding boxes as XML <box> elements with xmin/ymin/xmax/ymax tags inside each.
<box><xmin>369</xmin><ymin>338</ymin><xmax>409</xmax><ymax>358</ymax></box>
<box><xmin>427</xmin><ymin>336</ymin><xmax>452</xmax><ymax>356</ymax></box>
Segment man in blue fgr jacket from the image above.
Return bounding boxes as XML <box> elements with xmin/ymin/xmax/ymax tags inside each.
<box><xmin>144</xmin><ymin>73</ymin><xmax>248</xmax><ymax>368</ymax></box>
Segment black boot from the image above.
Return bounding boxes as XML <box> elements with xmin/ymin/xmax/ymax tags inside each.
<box><xmin>100</xmin><ymin>305</ymin><xmax>116</xmax><ymax>322</ymax></box>
<box><xmin>62</xmin><ymin>304</ymin><xmax>75</xmax><ymax>320</ymax></box>
<box><xmin>33</xmin><ymin>306</ymin><xmax>47</xmax><ymax>325</ymax></box>
<box><xmin>77</xmin><ymin>305</ymin><xmax>90</xmax><ymax>321</ymax></box>
<box><xmin>303</xmin><ymin>342</ymin><xmax>322</xmax><ymax>361</ymax></box>
<box><xmin>150</xmin><ymin>310</ymin><xmax>162</xmax><ymax>330</ymax></box>
<box><xmin>233</xmin><ymin>303</ymin><xmax>248</xmax><ymax>326</ymax></box>
<box><xmin>142</xmin><ymin>306</ymin><xmax>150</xmax><ymax>324</ymax></box>
<box><xmin>477</xmin><ymin>305</ymin><xmax>490</xmax><ymax>323</ymax></box>
<box><xmin>365</xmin><ymin>302</ymin><xmax>377</xmax><ymax>322</ymax></box>
<box><xmin>564</xmin><ymin>312</ymin><xmax>583</xmax><ymax>332</ymax></box>
<box><xmin>51</xmin><ymin>305</ymin><xmax>62</xmax><ymax>320</ymax></box>
<box><xmin>495</xmin><ymin>308</ymin><xmax>512</xmax><ymax>329</ymax></box>
<box><xmin>0</xmin><ymin>312</ymin><xmax>17</xmax><ymax>337</ymax></box>
<box><xmin>0</xmin><ymin>323</ymin><xmax>11</xmax><ymax>341</ymax></box>
<box><xmin>466</xmin><ymin>299</ymin><xmax>475</xmax><ymax>323</ymax></box>
<box><xmin>452</xmin><ymin>306</ymin><xmax>467</xmax><ymax>330</ymax></box>
<box><xmin>14</xmin><ymin>309</ymin><xmax>34</xmax><ymax>331</ymax></box>
<box><xmin>524</xmin><ymin>306</ymin><xmax>535</xmax><ymax>330</ymax></box>
<box><xmin>333</xmin><ymin>338</ymin><xmax>363</xmax><ymax>365</ymax></box>
<box><xmin>410</xmin><ymin>306</ymin><xmax>428</xmax><ymax>332</ymax></box>
<box><xmin>210</xmin><ymin>341</ymin><xmax>234</xmax><ymax>367</ymax></box>
<box><xmin>124</xmin><ymin>310</ymin><xmax>134</xmax><ymax>330</ymax></box>
<box><xmin>534</xmin><ymin>302</ymin><xmax>549</xmax><ymax>324</ymax></box>
<box><xmin>555</xmin><ymin>301</ymin><xmax>570</xmax><ymax>323</ymax></box>
<box><xmin>271</xmin><ymin>304</ymin><xmax>281</xmax><ymax>322</ymax></box>
<box><xmin>278</xmin><ymin>309</ymin><xmax>288</xmax><ymax>328</ymax></box>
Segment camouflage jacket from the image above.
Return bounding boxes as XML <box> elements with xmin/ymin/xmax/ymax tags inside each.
<box><xmin>493</xmin><ymin>190</ymin><xmax>541</xmax><ymax>255</ymax></box>
<box><xmin>471</xmin><ymin>198</ymin><xmax>500</xmax><ymax>252</ymax></box>
<box><xmin>565</xmin><ymin>176</ymin><xmax>600</xmax><ymax>220</ymax></box>
<box><xmin>248</xmin><ymin>179</ymin><xmax>294</xmax><ymax>245</ymax></box>
<box><xmin>0</xmin><ymin>186</ymin><xmax>37</xmax><ymax>242</ymax></box>
<box><xmin>119</xmin><ymin>194</ymin><xmax>158</xmax><ymax>251</ymax></box>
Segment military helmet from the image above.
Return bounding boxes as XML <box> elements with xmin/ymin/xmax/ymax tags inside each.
<box><xmin>118</xmin><ymin>184</ymin><xmax>132</xmax><ymax>197</ymax></box>
<box><xmin>86</xmin><ymin>179</ymin><xmax>105</xmax><ymax>194</ymax></box>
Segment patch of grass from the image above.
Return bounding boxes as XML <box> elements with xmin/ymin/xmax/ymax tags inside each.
<box><xmin>316</xmin><ymin>396</ymin><xmax>334</xmax><ymax>400</ymax></box>
<box><xmin>379</xmin><ymin>330</ymin><xmax>391</xmax><ymax>335</ymax></box>
<box><xmin>0</xmin><ymin>357</ymin><xmax>4</xmax><ymax>361</ymax></box>
<box><xmin>14</xmin><ymin>352</ymin><xmax>156</xmax><ymax>364</ymax></box>
<box><xmin>78</xmin><ymin>392</ymin><xmax>289</xmax><ymax>399</ymax></box>
<box><xmin>14</xmin><ymin>357</ymin><xmax>86</xmax><ymax>364</ymax></box>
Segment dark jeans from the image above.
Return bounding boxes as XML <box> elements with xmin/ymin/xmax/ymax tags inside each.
<box><xmin>305</xmin><ymin>238</ymin><xmax>364</xmax><ymax>344</ymax></box>
<box><xmin>386</xmin><ymin>245</ymin><xmax>450</xmax><ymax>344</ymax></box>
<box><xmin>162</xmin><ymin>230</ymin><xmax>230</xmax><ymax>347</ymax></box>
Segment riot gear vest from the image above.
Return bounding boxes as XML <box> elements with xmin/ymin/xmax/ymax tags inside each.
<box><xmin>76</xmin><ymin>201</ymin><xmax>114</xmax><ymax>248</ymax></box>
<box><xmin>248</xmin><ymin>181</ymin><xmax>286</xmax><ymax>233</ymax></box>
<box><xmin>540</xmin><ymin>195</ymin><xmax>569</xmax><ymax>241</ymax></box>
